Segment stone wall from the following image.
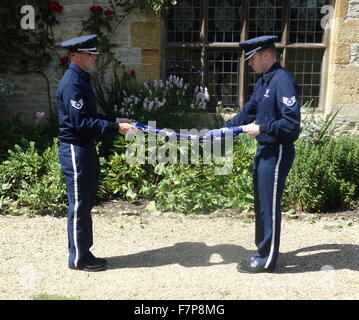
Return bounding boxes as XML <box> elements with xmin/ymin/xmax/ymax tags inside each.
<box><xmin>0</xmin><ymin>0</ymin><xmax>161</xmax><ymax>121</ymax></box>
<box><xmin>326</xmin><ymin>0</ymin><xmax>359</xmax><ymax>134</ymax></box>
<box><xmin>1</xmin><ymin>0</ymin><xmax>359</xmax><ymax>131</ymax></box>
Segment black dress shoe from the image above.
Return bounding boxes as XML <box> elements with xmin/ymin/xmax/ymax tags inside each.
<box><xmin>87</xmin><ymin>252</ymin><xmax>107</xmax><ymax>265</ymax></box>
<box><xmin>69</xmin><ymin>260</ymin><xmax>107</xmax><ymax>272</ymax></box>
<box><xmin>236</xmin><ymin>259</ymin><xmax>274</xmax><ymax>274</ymax></box>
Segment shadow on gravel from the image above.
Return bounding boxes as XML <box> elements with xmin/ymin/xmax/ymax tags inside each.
<box><xmin>105</xmin><ymin>242</ymin><xmax>250</xmax><ymax>269</ymax></box>
<box><xmin>276</xmin><ymin>244</ymin><xmax>359</xmax><ymax>274</ymax></box>
<box><xmin>106</xmin><ymin>243</ymin><xmax>359</xmax><ymax>273</ymax></box>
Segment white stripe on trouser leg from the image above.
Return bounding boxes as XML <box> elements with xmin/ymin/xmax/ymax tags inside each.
<box><xmin>265</xmin><ymin>144</ymin><xmax>283</xmax><ymax>269</ymax></box>
<box><xmin>70</xmin><ymin>144</ymin><xmax>79</xmax><ymax>267</ymax></box>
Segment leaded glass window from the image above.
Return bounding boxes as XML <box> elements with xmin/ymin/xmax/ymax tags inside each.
<box><xmin>165</xmin><ymin>0</ymin><xmax>332</xmax><ymax>109</ymax></box>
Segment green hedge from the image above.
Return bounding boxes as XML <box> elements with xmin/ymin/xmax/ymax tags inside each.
<box><xmin>283</xmin><ymin>136</ymin><xmax>359</xmax><ymax>212</ymax></box>
<box><xmin>1</xmin><ymin>133</ymin><xmax>359</xmax><ymax>215</ymax></box>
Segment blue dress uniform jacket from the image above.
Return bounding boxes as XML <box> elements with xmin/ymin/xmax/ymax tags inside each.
<box><xmin>56</xmin><ymin>63</ymin><xmax>118</xmax><ymax>268</ymax></box>
<box><xmin>224</xmin><ymin>62</ymin><xmax>300</xmax><ymax>144</ymax></box>
<box><xmin>225</xmin><ymin>62</ymin><xmax>301</xmax><ymax>271</ymax></box>
<box><xmin>57</xmin><ymin>63</ymin><xmax>118</xmax><ymax>143</ymax></box>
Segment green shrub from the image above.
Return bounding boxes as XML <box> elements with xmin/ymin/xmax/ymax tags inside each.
<box><xmin>0</xmin><ymin>139</ymin><xmax>66</xmax><ymax>215</ymax></box>
<box><xmin>0</xmin><ymin>116</ymin><xmax>58</xmax><ymax>163</ymax></box>
<box><xmin>0</xmin><ymin>79</ymin><xmax>14</xmax><ymax>100</ymax></box>
<box><xmin>149</xmin><ymin>136</ymin><xmax>255</xmax><ymax>213</ymax></box>
<box><xmin>284</xmin><ymin>135</ymin><xmax>359</xmax><ymax>212</ymax></box>
<box><xmin>100</xmin><ymin>133</ymin><xmax>256</xmax><ymax>214</ymax></box>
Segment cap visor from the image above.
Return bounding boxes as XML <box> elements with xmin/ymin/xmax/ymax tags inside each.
<box><xmin>244</xmin><ymin>51</ymin><xmax>256</xmax><ymax>61</ymax></box>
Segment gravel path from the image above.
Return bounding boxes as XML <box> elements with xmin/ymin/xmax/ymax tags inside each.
<box><xmin>1</xmin><ymin>203</ymin><xmax>359</xmax><ymax>300</ymax></box>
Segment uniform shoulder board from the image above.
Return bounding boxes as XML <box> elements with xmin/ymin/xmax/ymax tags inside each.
<box><xmin>282</xmin><ymin>96</ymin><xmax>296</xmax><ymax>107</ymax></box>
<box><xmin>70</xmin><ymin>99</ymin><xmax>84</xmax><ymax>109</ymax></box>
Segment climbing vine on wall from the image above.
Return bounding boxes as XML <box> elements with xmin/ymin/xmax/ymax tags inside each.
<box><xmin>0</xmin><ymin>0</ymin><xmax>177</xmax><ymax>74</ymax></box>
<box><xmin>0</xmin><ymin>0</ymin><xmax>61</xmax><ymax>73</ymax></box>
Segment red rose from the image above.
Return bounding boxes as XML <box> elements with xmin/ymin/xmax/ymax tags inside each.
<box><xmin>130</xmin><ymin>69</ymin><xmax>136</xmax><ymax>76</ymax></box>
<box><xmin>48</xmin><ymin>1</ymin><xmax>64</xmax><ymax>13</ymax></box>
<box><xmin>90</xmin><ymin>5</ymin><xmax>103</xmax><ymax>13</ymax></box>
<box><xmin>104</xmin><ymin>9</ymin><xmax>114</xmax><ymax>16</ymax></box>
<box><xmin>60</xmin><ymin>56</ymin><xmax>69</xmax><ymax>65</ymax></box>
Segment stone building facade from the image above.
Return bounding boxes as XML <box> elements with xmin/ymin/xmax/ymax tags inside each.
<box><xmin>326</xmin><ymin>0</ymin><xmax>359</xmax><ymax>133</ymax></box>
<box><xmin>0</xmin><ymin>0</ymin><xmax>358</xmax><ymax>131</ymax></box>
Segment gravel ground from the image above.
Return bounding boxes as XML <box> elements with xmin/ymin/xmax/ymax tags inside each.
<box><xmin>1</xmin><ymin>200</ymin><xmax>359</xmax><ymax>300</ymax></box>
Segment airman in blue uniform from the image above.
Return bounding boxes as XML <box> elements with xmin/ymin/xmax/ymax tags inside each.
<box><xmin>224</xmin><ymin>36</ymin><xmax>301</xmax><ymax>273</ymax></box>
<box><xmin>56</xmin><ymin>35</ymin><xmax>136</xmax><ymax>272</ymax></box>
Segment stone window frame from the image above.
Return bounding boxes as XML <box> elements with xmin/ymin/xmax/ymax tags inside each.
<box><xmin>162</xmin><ymin>0</ymin><xmax>334</xmax><ymax>111</ymax></box>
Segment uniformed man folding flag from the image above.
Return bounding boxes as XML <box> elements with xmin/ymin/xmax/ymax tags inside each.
<box><xmin>56</xmin><ymin>34</ymin><xmax>136</xmax><ymax>272</ymax></box>
<box><xmin>223</xmin><ymin>35</ymin><xmax>301</xmax><ymax>273</ymax></box>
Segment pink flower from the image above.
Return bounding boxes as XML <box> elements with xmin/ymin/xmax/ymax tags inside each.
<box><xmin>130</xmin><ymin>69</ymin><xmax>136</xmax><ymax>77</ymax></box>
<box><xmin>34</xmin><ymin>112</ymin><xmax>45</xmax><ymax>121</ymax></box>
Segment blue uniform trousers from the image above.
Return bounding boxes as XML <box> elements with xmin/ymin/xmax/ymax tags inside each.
<box><xmin>58</xmin><ymin>141</ymin><xmax>100</xmax><ymax>268</ymax></box>
<box><xmin>252</xmin><ymin>143</ymin><xmax>295</xmax><ymax>270</ymax></box>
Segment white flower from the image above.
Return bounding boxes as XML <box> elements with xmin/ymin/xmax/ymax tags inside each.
<box><xmin>148</xmin><ymin>101</ymin><xmax>154</xmax><ymax>111</ymax></box>
<box><xmin>204</xmin><ymin>87</ymin><xmax>209</xmax><ymax>100</ymax></box>
<box><xmin>34</xmin><ymin>112</ymin><xmax>45</xmax><ymax>121</ymax></box>
<box><xmin>143</xmin><ymin>97</ymin><xmax>148</xmax><ymax>110</ymax></box>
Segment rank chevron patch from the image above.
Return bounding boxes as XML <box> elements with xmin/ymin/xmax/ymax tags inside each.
<box><xmin>70</xmin><ymin>99</ymin><xmax>84</xmax><ymax>110</ymax></box>
<box><xmin>282</xmin><ymin>96</ymin><xmax>296</xmax><ymax>106</ymax></box>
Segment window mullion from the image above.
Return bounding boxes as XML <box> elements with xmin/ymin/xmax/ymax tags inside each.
<box><xmin>282</xmin><ymin>0</ymin><xmax>290</xmax><ymax>68</ymax></box>
<box><xmin>200</xmin><ymin>0</ymin><xmax>208</xmax><ymax>88</ymax></box>
<box><xmin>240</xmin><ymin>0</ymin><xmax>250</xmax><ymax>107</ymax></box>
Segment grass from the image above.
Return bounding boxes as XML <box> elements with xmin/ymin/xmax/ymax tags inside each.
<box><xmin>33</xmin><ymin>293</ymin><xmax>80</xmax><ymax>300</ymax></box>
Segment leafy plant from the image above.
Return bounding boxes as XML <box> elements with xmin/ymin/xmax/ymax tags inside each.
<box><xmin>0</xmin><ymin>139</ymin><xmax>66</xmax><ymax>215</ymax></box>
<box><xmin>284</xmin><ymin>136</ymin><xmax>359</xmax><ymax>212</ymax></box>
<box><xmin>0</xmin><ymin>0</ymin><xmax>62</xmax><ymax>73</ymax></box>
<box><xmin>0</xmin><ymin>116</ymin><xmax>58</xmax><ymax>163</ymax></box>
<box><xmin>300</xmin><ymin>100</ymin><xmax>341</xmax><ymax>145</ymax></box>
<box><xmin>0</xmin><ymin>79</ymin><xmax>14</xmax><ymax>100</ymax></box>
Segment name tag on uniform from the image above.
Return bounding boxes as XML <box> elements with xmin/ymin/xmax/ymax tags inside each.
<box><xmin>70</xmin><ymin>99</ymin><xmax>84</xmax><ymax>109</ymax></box>
<box><xmin>283</xmin><ymin>96</ymin><xmax>296</xmax><ymax>106</ymax></box>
